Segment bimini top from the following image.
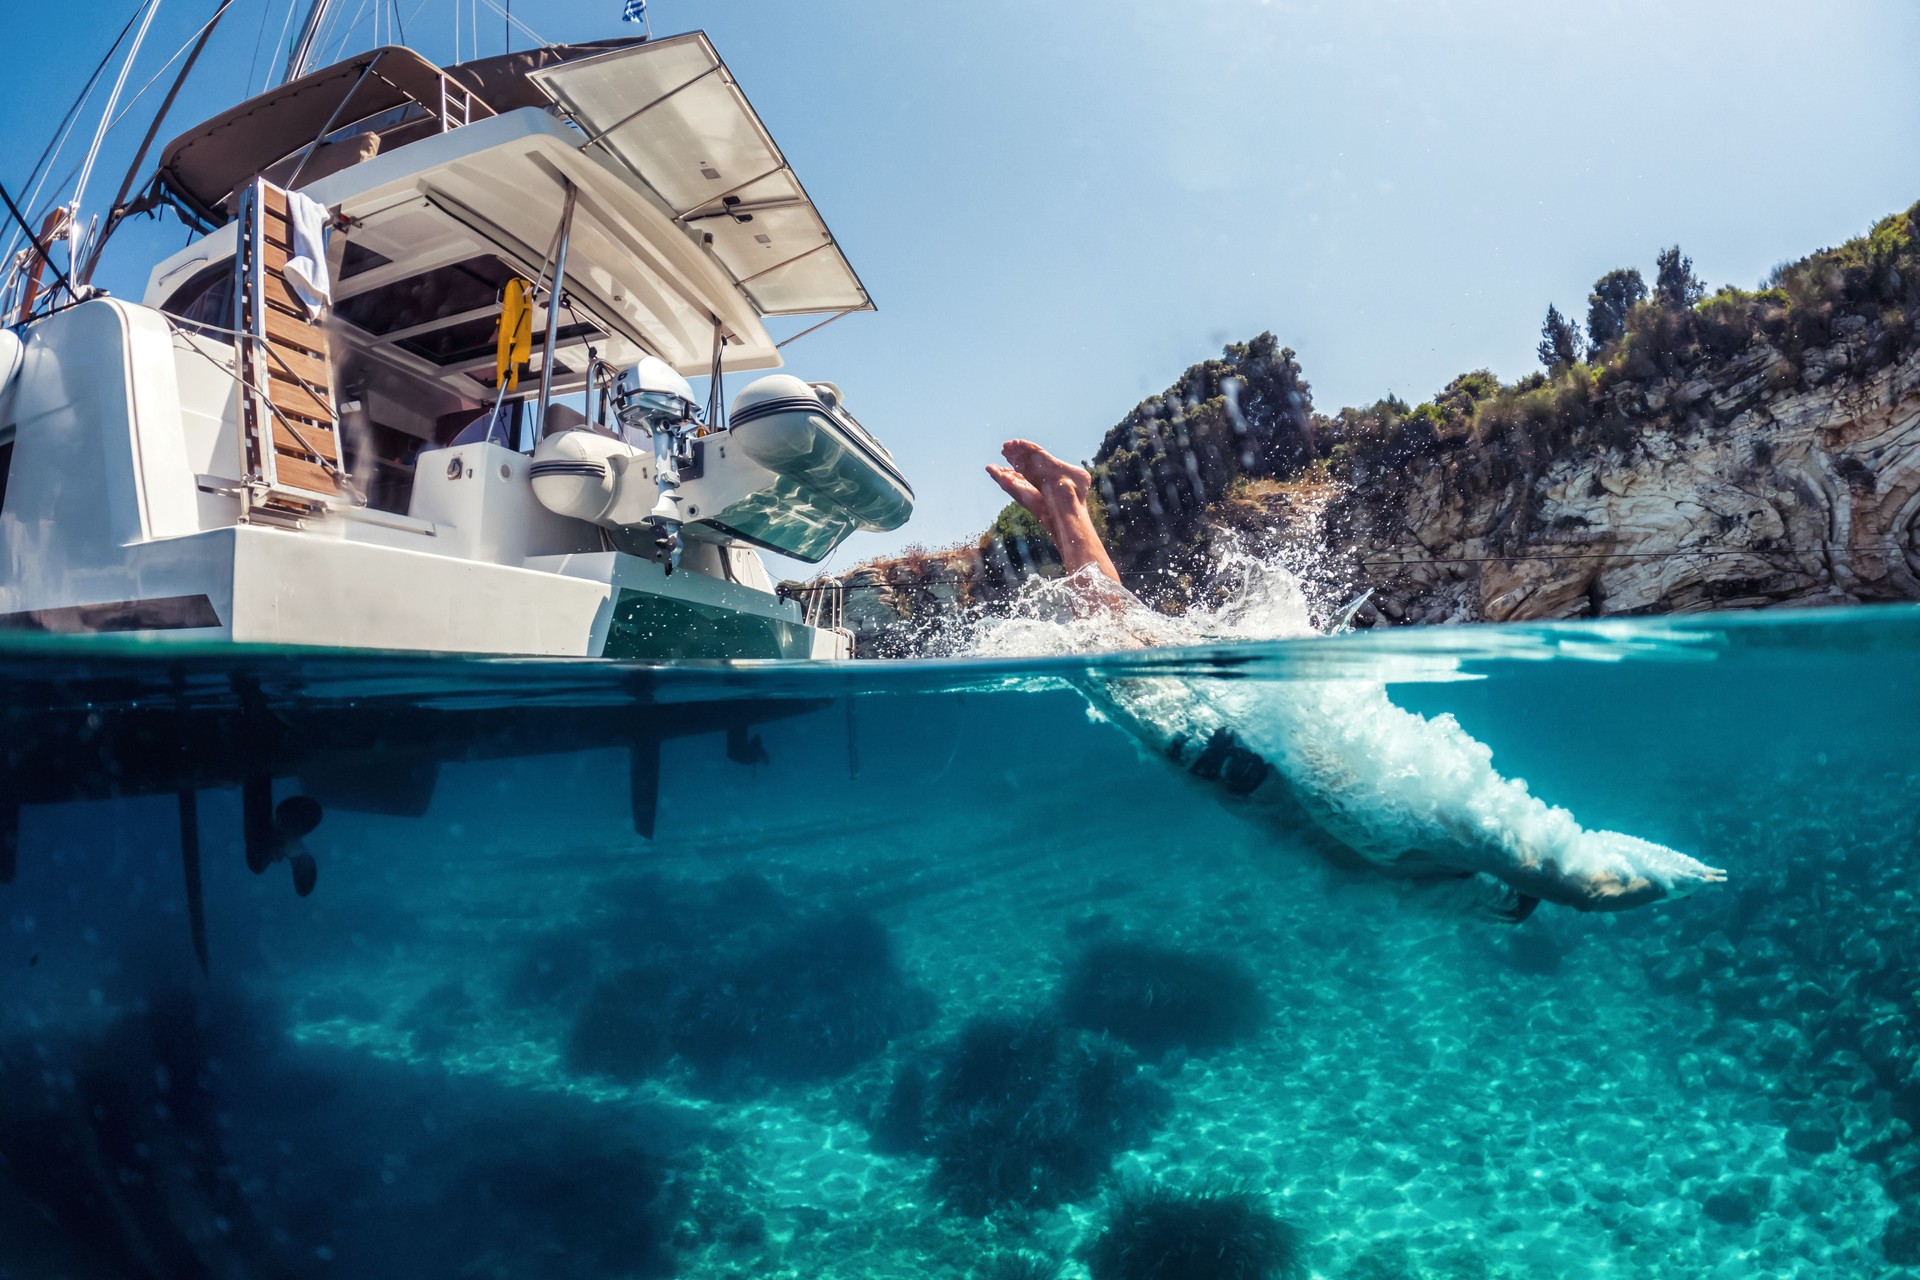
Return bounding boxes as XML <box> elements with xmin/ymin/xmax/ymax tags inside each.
<box><xmin>528</xmin><ymin>32</ymin><xmax>873</xmax><ymax>318</ymax></box>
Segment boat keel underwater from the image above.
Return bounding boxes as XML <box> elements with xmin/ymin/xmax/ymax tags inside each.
<box><xmin>0</xmin><ymin>651</ymin><xmax>821</xmax><ymax>971</ymax></box>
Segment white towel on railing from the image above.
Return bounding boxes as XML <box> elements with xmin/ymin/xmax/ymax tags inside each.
<box><xmin>283</xmin><ymin>192</ymin><xmax>332</xmax><ymax>318</ymax></box>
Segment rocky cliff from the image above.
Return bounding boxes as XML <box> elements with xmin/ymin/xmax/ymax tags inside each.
<box><xmin>1334</xmin><ymin>326</ymin><xmax>1920</xmax><ymax>625</ymax></box>
<box><xmin>824</xmin><ymin>202</ymin><xmax>1920</xmax><ymax>654</ymax></box>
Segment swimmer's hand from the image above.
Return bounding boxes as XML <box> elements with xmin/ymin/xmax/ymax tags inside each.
<box><xmin>1549</xmin><ymin>829</ymin><xmax>1727</xmax><ymax>911</ymax></box>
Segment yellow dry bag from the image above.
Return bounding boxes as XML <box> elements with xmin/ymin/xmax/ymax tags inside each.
<box><xmin>495</xmin><ymin>278</ymin><xmax>534</xmax><ymax>392</ymax></box>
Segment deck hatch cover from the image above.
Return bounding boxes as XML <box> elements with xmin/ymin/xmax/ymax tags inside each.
<box><xmin>528</xmin><ymin>32</ymin><xmax>873</xmax><ymax>318</ymax></box>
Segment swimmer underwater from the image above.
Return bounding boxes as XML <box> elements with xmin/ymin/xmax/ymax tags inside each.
<box><xmin>987</xmin><ymin>439</ymin><xmax>1728</xmax><ymax>921</ymax></box>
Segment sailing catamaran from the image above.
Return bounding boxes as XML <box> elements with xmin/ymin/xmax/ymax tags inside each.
<box><xmin>0</xmin><ymin>1</ymin><xmax>911</xmax><ymax>660</ymax></box>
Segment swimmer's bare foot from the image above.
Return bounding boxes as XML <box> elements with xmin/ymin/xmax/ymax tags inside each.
<box><xmin>1001</xmin><ymin>439</ymin><xmax>1093</xmax><ymax>505</ymax></box>
<box><xmin>985</xmin><ymin>459</ymin><xmax>1048</xmax><ymax>523</ymax></box>
<box><xmin>986</xmin><ymin>439</ymin><xmax>1120</xmax><ymax>584</ymax></box>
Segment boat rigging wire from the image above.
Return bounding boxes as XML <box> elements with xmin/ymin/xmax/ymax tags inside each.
<box><xmin>0</xmin><ymin>2</ymin><xmax>147</xmax><ymax>276</ymax></box>
<box><xmin>71</xmin><ymin>0</ymin><xmax>165</xmax><ymax>263</ymax></box>
<box><xmin>284</xmin><ymin>0</ymin><xmax>339</xmax><ymax>83</ymax></box>
<box><xmin>318</xmin><ymin>0</ymin><xmax>374</xmax><ymax>69</ymax></box>
<box><xmin>0</xmin><ymin>182</ymin><xmax>75</xmax><ymax>309</ymax></box>
<box><xmin>262</xmin><ymin>0</ymin><xmax>301</xmax><ymax>92</ymax></box>
<box><xmin>475</xmin><ymin>0</ymin><xmax>545</xmax><ymax>53</ymax></box>
<box><xmin>106</xmin><ymin>0</ymin><xmax>238</xmax><ymax>138</ymax></box>
<box><xmin>163</xmin><ymin>314</ymin><xmax>367</xmax><ymax>501</ymax></box>
<box><xmin>245</xmin><ymin>0</ymin><xmax>276</xmax><ymax>91</ymax></box>
<box><xmin>82</xmin><ymin>0</ymin><xmax>239</xmax><ymax>285</ymax></box>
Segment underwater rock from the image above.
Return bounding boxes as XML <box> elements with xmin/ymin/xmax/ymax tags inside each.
<box><xmin>401</xmin><ymin>980</ymin><xmax>480</xmax><ymax>1056</ymax></box>
<box><xmin>875</xmin><ymin>1014</ymin><xmax>1172</xmax><ymax>1215</ymax></box>
<box><xmin>1701</xmin><ymin>1177</ymin><xmax>1772</xmax><ymax>1227</ymax></box>
<box><xmin>504</xmin><ymin>930</ymin><xmax>600</xmax><ymax>1008</ymax></box>
<box><xmin>1488</xmin><ymin>926</ymin><xmax>1565</xmax><ymax>976</ymax></box>
<box><xmin>551</xmin><ymin>877</ymin><xmax>934</xmax><ymax>1092</ymax></box>
<box><xmin>672</xmin><ymin>912</ymin><xmax>932</xmax><ymax>1088</ymax></box>
<box><xmin>1651</xmin><ymin>955</ymin><xmax>1712</xmax><ymax>997</ymax></box>
<box><xmin>1059</xmin><ymin>940</ymin><xmax>1266</xmax><ymax>1057</ymax></box>
<box><xmin>0</xmin><ymin>988</ymin><xmax>316</xmax><ymax>1279</ymax></box>
<box><xmin>979</xmin><ymin>1253</ymin><xmax>1064</xmax><ymax>1280</ymax></box>
<box><xmin>1783</xmin><ymin>1120</ymin><xmax>1841</xmax><ymax>1158</ymax></box>
<box><xmin>1083</xmin><ymin>1183</ymin><xmax>1304</xmax><ymax>1280</ymax></box>
<box><xmin>869</xmin><ymin>1060</ymin><xmax>931</xmax><ymax>1155</ymax></box>
<box><xmin>566</xmin><ymin>966</ymin><xmax>680</xmax><ymax>1080</ymax></box>
<box><xmin>0</xmin><ymin>975</ymin><xmax>705</xmax><ymax>1280</ymax></box>
<box><xmin>1345</xmin><ymin>1239</ymin><xmax>1424</xmax><ymax>1280</ymax></box>
<box><xmin>455</xmin><ymin>1144</ymin><xmax>679</xmax><ymax>1280</ymax></box>
<box><xmin>1885</xmin><ymin>1201</ymin><xmax>1920</xmax><ymax>1265</ymax></box>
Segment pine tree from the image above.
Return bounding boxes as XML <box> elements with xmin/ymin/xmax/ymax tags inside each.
<box><xmin>1586</xmin><ymin>267</ymin><xmax>1647</xmax><ymax>351</ymax></box>
<box><xmin>1536</xmin><ymin>304</ymin><xmax>1583</xmax><ymax>371</ymax></box>
<box><xmin>1654</xmin><ymin>246</ymin><xmax>1705</xmax><ymax>310</ymax></box>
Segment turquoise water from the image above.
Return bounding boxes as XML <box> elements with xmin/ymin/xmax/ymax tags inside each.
<box><xmin>2</xmin><ymin>605</ymin><xmax>1919</xmax><ymax>1278</ymax></box>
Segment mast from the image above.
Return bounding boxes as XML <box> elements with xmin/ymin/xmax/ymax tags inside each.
<box><xmin>283</xmin><ymin>0</ymin><xmax>336</xmax><ymax>84</ymax></box>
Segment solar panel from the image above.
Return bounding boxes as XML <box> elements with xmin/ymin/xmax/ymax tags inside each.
<box><xmin>529</xmin><ymin>33</ymin><xmax>873</xmax><ymax>318</ymax></box>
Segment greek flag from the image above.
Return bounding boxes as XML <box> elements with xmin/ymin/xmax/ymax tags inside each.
<box><xmin>622</xmin><ymin>0</ymin><xmax>646</xmax><ymax>22</ymax></box>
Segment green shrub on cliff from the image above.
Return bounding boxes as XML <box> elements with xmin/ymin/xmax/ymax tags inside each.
<box><xmin>1007</xmin><ymin>334</ymin><xmax>1319</xmax><ymax>594</ymax></box>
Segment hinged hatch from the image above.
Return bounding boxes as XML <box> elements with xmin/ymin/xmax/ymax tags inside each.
<box><xmin>529</xmin><ymin>32</ymin><xmax>873</xmax><ymax>318</ymax></box>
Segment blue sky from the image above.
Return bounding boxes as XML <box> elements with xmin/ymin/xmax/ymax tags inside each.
<box><xmin>4</xmin><ymin>0</ymin><xmax>1917</xmax><ymax>572</ymax></box>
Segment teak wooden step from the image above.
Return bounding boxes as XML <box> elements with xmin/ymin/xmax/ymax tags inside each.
<box><xmin>268</xmin><ymin>369</ymin><xmax>331</xmax><ymax>421</ymax></box>
<box><xmin>267</xmin><ymin>454</ymin><xmax>334</xmax><ymax>496</ymax></box>
<box><xmin>263</xmin><ymin>303</ymin><xmax>328</xmax><ymax>356</ymax></box>
<box><xmin>263</xmin><ymin>342</ymin><xmax>328</xmax><ymax>388</ymax></box>
<box><xmin>272</xmin><ymin>421</ymin><xmax>333</xmax><ymax>461</ymax></box>
<box><xmin>235</xmin><ymin>177</ymin><xmax>343</xmax><ymax>502</ymax></box>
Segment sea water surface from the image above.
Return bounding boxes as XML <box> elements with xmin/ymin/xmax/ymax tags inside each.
<box><xmin>2</xmin><ymin>601</ymin><xmax>1918</xmax><ymax>1279</ymax></box>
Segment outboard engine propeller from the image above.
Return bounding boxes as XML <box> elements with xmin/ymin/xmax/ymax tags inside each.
<box><xmin>612</xmin><ymin>357</ymin><xmax>701</xmax><ymax>571</ymax></box>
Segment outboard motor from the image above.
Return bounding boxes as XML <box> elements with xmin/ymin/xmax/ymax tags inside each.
<box><xmin>612</xmin><ymin>357</ymin><xmax>700</xmax><ymax>571</ymax></box>
<box><xmin>530</xmin><ymin>359</ymin><xmax>914</xmax><ymax>568</ymax></box>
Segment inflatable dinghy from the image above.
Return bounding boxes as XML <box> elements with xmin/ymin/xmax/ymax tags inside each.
<box><xmin>530</xmin><ymin>371</ymin><xmax>912</xmax><ymax>563</ymax></box>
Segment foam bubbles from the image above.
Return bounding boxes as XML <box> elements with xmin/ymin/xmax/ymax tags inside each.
<box><xmin>957</xmin><ymin>539</ymin><xmax>1722</xmax><ymax>912</ymax></box>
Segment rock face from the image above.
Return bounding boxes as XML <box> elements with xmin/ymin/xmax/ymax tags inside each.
<box><xmin>820</xmin><ymin>204</ymin><xmax>1920</xmax><ymax>655</ymax></box>
<box><xmin>1345</xmin><ymin>333</ymin><xmax>1920</xmax><ymax>626</ymax></box>
<box><xmin>829</xmin><ymin>325</ymin><xmax>1920</xmax><ymax>655</ymax></box>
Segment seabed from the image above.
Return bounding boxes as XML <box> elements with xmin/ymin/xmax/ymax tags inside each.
<box><xmin>2</xmin><ymin>608</ymin><xmax>1917</xmax><ymax>1278</ymax></box>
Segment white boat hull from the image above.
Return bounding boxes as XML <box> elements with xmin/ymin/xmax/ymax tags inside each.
<box><xmin>0</xmin><ymin>301</ymin><xmax>844</xmax><ymax>659</ymax></box>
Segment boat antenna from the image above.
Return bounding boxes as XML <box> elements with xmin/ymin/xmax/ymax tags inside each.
<box><xmin>283</xmin><ymin>0</ymin><xmax>336</xmax><ymax>83</ymax></box>
<box><xmin>79</xmin><ymin>0</ymin><xmax>238</xmax><ymax>286</ymax></box>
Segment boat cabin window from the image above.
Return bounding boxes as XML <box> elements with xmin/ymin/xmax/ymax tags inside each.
<box><xmin>0</xmin><ymin>438</ymin><xmax>12</xmax><ymax>516</ymax></box>
<box><xmin>336</xmin><ymin>255</ymin><xmax>519</xmax><ymax>336</ymax></box>
<box><xmin>340</xmin><ymin>242</ymin><xmax>392</xmax><ymax>278</ymax></box>
<box><xmin>162</xmin><ymin>261</ymin><xmax>234</xmax><ymax>331</ymax></box>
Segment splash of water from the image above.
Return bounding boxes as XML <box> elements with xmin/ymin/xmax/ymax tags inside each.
<box><xmin>953</xmin><ymin>528</ymin><xmax>1726</xmax><ymax>916</ymax></box>
<box><xmin>962</xmin><ymin>531</ymin><xmax>1343</xmax><ymax>660</ymax></box>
